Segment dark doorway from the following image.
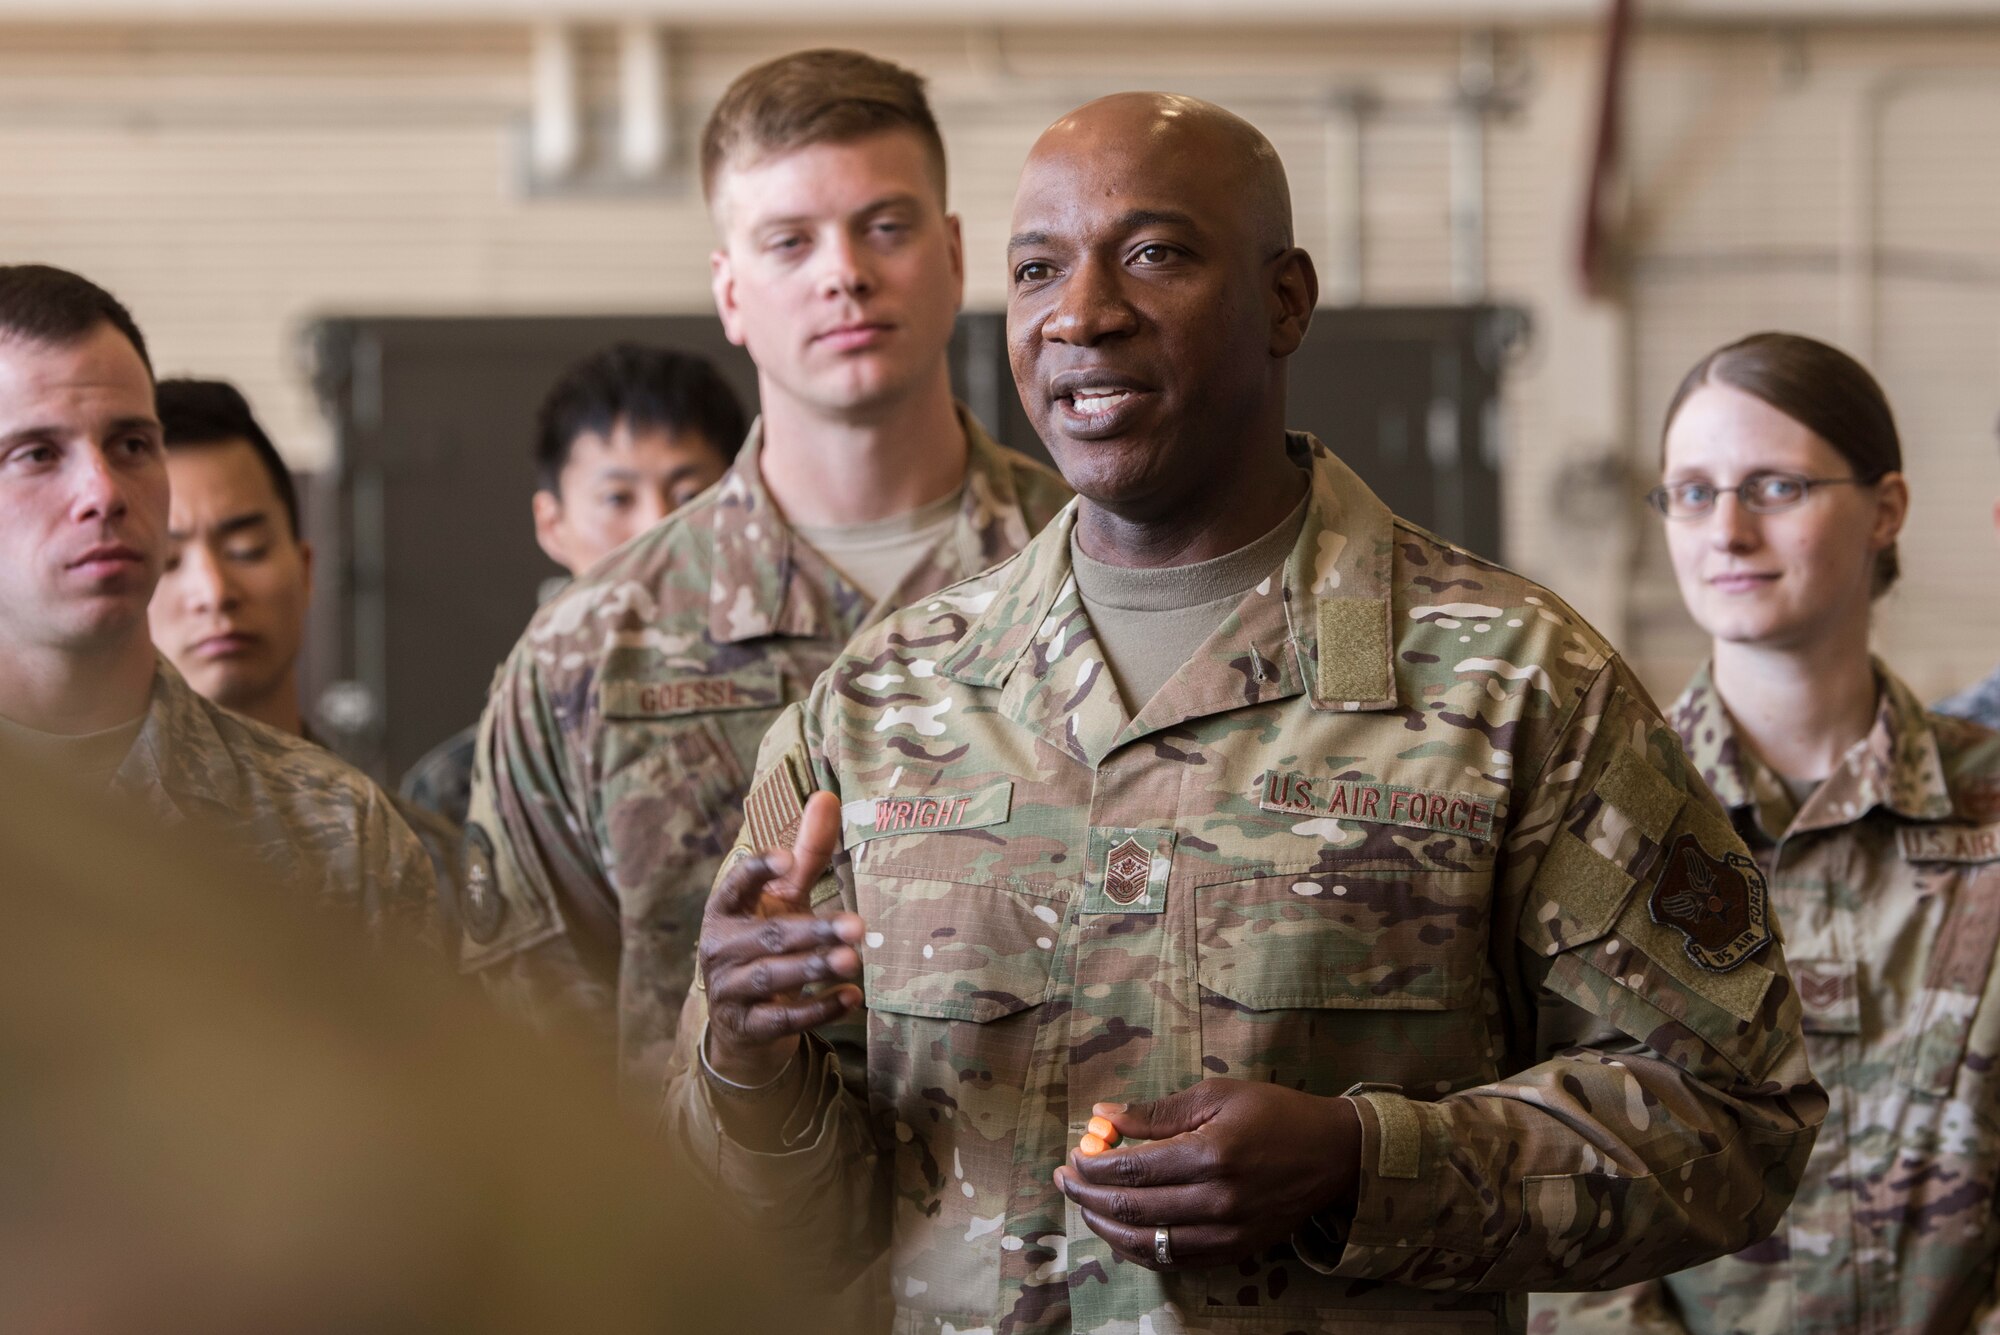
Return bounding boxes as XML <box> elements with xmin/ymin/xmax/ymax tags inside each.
<box><xmin>304</xmin><ymin>305</ymin><xmax>1521</xmax><ymax>782</ymax></box>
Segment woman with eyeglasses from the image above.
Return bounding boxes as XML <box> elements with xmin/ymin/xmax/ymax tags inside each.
<box><xmin>1537</xmin><ymin>331</ymin><xmax>2000</xmax><ymax>1333</ymax></box>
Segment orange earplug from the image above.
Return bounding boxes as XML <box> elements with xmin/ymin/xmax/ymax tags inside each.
<box><xmin>1078</xmin><ymin>1115</ymin><xmax>1122</xmax><ymax>1156</ymax></box>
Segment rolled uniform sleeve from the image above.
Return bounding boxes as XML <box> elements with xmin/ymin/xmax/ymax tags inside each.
<box><xmin>1306</xmin><ymin>659</ymin><xmax>1825</xmax><ymax>1292</ymax></box>
<box><xmin>662</xmin><ymin>699</ymin><xmax>887</xmax><ymax>1291</ymax></box>
<box><xmin>459</xmin><ymin>643</ymin><xmax>615</xmax><ymax>1052</ymax></box>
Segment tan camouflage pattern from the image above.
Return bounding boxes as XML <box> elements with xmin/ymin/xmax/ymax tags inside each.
<box><xmin>112</xmin><ymin>658</ymin><xmax>440</xmax><ymax>944</ymax></box>
<box><xmin>305</xmin><ymin>722</ymin><xmax>467</xmax><ymax>931</ymax></box>
<box><xmin>1533</xmin><ymin>663</ymin><xmax>2000</xmax><ymax>1335</ymax></box>
<box><xmin>466</xmin><ymin>410</ymin><xmax>1071</xmax><ymax>1085</ymax></box>
<box><xmin>665</xmin><ymin>434</ymin><xmax>1826</xmax><ymax>1335</ymax></box>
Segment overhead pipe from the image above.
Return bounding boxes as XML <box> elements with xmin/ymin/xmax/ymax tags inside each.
<box><xmin>1576</xmin><ymin>0</ymin><xmax>1635</xmax><ymax>299</ymax></box>
<box><xmin>1322</xmin><ymin>91</ymin><xmax>1370</xmax><ymax>306</ymax></box>
<box><xmin>618</xmin><ymin>21</ymin><xmax>672</xmax><ymax>178</ymax></box>
<box><xmin>1451</xmin><ymin>30</ymin><xmax>1498</xmax><ymax>300</ymax></box>
<box><xmin>529</xmin><ymin>22</ymin><xmax>581</xmax><ymax>181</ymax></box>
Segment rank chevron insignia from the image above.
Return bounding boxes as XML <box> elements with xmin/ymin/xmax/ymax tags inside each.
<box><xmin>1102</xmin><ymin>837</ymin><xmax>1152</xmax><ymax>906</ymax></box>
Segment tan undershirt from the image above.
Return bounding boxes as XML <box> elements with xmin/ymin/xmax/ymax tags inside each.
<box><xmin>794</xmin><ymin>486</ymin><xmax>964</xmax><ymax>608</ymax></box>
<box><xmin>0</xmin><ymin>708</ymin><xmax>147</xmax><ymax>790</ymax></box>
<box><xmin>1072</xmin><ymin>490</ymin><xmax>1310</xmax><ymax>714</ymax></box>
<box><xmin>1778</xmin><ymin>772</ymin><xmax>1823</xmax><ymax>814</ymax></box>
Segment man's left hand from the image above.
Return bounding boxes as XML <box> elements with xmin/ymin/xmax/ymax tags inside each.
<box><xmin>1054</xmin><ymin>1078</ymin><xmax>1362</xmax><ymax>1270</ymax></box>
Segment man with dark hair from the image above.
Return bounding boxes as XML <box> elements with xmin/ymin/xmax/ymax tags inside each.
<box><xmin>530</xmin><ymin>341</ymin><xmax>744</xmax><ymax>575</ymax></box>
<box><xmin>147</xmin><ymin>375</ymin><xmax>464</xmax><ymax>910</ymax></box>
<box><xmin>148</xmin><ymin>378</ymin><xmax>311</xmax><ymax>734</ymax></box>
<box><xmin>398</xmin><ymin>342</ymin><xmax>744</xmax><ymax>830</ymax></box>
<box><xmin>0</xmin><ymin>262</ymin><xmax>153</xmax><ymax>374</ymax></box>
<box><xmin>667</xmin><ymin>94</ymin><xmax>1822</xmax><ymax>1333</ymax></box>
<box><xmin>464</xmin><ymin>49</ymin><xmax>1070</xmax><ymax>1089</ymax></box>
<box><xmin>0</xmin><ymin>264</ymin><xmax>437</xmax><ymax>943</ymax></box>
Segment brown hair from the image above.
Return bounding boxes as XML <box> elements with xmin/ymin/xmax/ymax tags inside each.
<box><xmin>1663</xmin><ymin>331</ymin><xmax>1904</xmax><ymax>596</ymax></box>
<box><xmin>0</xmin><ymin>264</ymin><xmax>151</xmax><ymax>378</ymax></box>
<box><xmin>700</xmin><ymin>49</ymin><xmax>945</xmax><ymax>205</ymax></box>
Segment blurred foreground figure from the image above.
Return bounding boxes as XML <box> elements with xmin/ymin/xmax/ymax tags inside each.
<box><xmin>669</xmin><ymin>94</ymin><xmax>1823</xmax><ymax>1335</ymax></box>
<box><xmin>1538</xmin><ymin>336</ymin><xmax>2000</xmax><ymax>1333</ymax></box>
<box><xmin>0</xmin><ymin>764</ymin><xmax>826</xmax><ymax>1335</ymax></box>
<box><xmin>146</xmin><ymin>376</ymin><xmax>466</xmax><ymax>919</ymax></box>
<box><xmin>0</xmin><ymin>264</ymin><xmax>435</xmax><ymax>943</ymax></box>
<box><xmin>399</xmin><ymin>342</ymin><xmax>746</xmax><ymax>831</ymax></box>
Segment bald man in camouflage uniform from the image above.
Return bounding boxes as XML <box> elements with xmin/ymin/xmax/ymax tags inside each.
<box><xmin>462</xmin><ymin>50</ymin><xmax>1070</xmax><ymax>1087</ymax></box>
<box><xmin>668</xmin><ymin>94</ymin><xmax>1823</xmax><ymax>1335</ymax></box>
<box><xmin>1537</xmin><ymin>664</ymin><xmax>2000</xmax><ymax>1334</ymax></box>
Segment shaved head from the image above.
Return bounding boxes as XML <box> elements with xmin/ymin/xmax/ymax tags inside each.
<box><xmin>1006</xmin><ymin>91</ymin><xmax>1316</xmax><ymax>564</ymax></box>
<box><xmin>1029</xmin><ymin>93</ymin><xmax>1295</xmax><ymax>257</ymax></box>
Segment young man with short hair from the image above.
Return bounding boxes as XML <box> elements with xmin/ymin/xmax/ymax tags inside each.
<box><xmin>399</xmin><ymin>343</ymin><xmax>745</xmax><ymax>828</ymax></box>
<box><xmin>465</xmin><ymin>50</ymin><xmax>1070</xmax><ymax>1087</ymax></box>
<box><xmin>0</xmin><ymin>264</ymin><xmax>435</xmax><ymax>940</ymax></box>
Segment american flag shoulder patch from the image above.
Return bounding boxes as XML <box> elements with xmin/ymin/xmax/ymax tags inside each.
<box><xmin>740</xmin><ymin>754</ymin><xmax>807</xmax><ymax>854</ymax></box>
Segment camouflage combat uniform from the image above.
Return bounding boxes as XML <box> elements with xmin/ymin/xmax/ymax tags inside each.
<box><xmin>666</xmin><ymin>434</ymin><xmax>1825</xmax><ymax>1335</ymax></box>
<box><xmin>115</xmin><ymin>659</ymin><xmax>439</xmax><ymax>942</ymax></box>
<box><xmin>465</xmin><ymin>411</ymin><xmax>1070</xmax><ymax>1085</ymax></box>
<box><xmin>1534</xmin><ymin>663</ymin><xmax>2000</xmax><ymax>1335</ymax></box>
<box><xmin>303</xmin><ymin>723</ymin><xmax>466</xmax><ymax>943</ymax></box>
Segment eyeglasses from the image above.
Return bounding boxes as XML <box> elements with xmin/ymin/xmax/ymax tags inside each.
<box><xmin>1645</xmin><ymin>471</ymin><xmax>1863</xmax><ymax>520</ymax></box>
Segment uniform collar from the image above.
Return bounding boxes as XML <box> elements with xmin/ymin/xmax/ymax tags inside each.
<box><xmin>705</xmin><ymin>406</ymin><xmax>1032</xmax><ymax>646</ymax></box>
<box><xmin>110</xmin><ymin>657</ymin><xmax>250</xmax><ymax>824</ymax></box>
<box><xmin>938</xmin><ymin>433</ymin><xmax>1399</xmax><ymax>766</ymax></box>
<box><xmin>1673</xmin><ymin>659</ymin><xmax>1954</xmax><ymax>839</ymax></box>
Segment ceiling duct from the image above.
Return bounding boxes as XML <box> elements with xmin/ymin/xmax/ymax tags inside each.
<box><xmin>528</xmin><ymin>22</ymin><xmax>580</xmax><ymax>182</ymax></box>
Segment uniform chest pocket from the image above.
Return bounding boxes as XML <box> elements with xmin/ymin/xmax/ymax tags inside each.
<box><xmin>1896</xmin><ymin>860</ymin><xmax>2000</xmax><ymax>1098</ymax></box>
<box><xmin>599</xmin><ymin>717</ymin><xmax>752</xmax><ymax>919</ymax></box>
<box><xmin>859</xmin><ymin>870</ymin><xmax>1061</xmax><ymax>1022</ymax></box>
<box><xmin>856</xmin><ymin>870</ymin><xmax>1061</xmax><ymax>1289</ymax></box>
<box><xmin>1193</xmin><ymin>869</ymin><xmax>1493</xmax><ymax>1096</ymax></box>
<box><xmin>1195</xmin><ymin>868</ymin><xmax>1490</xmax><ymax>1010</ymax></box>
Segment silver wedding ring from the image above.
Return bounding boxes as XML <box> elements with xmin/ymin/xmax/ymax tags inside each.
<box><xmin>1153</xmin><ymin>1225</ymin><xmax>1173</xmax><ymax>1267</ymax></box>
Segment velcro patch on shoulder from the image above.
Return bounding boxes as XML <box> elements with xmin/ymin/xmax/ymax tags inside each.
<box><xmin>1530</xmin><ymin>829</ymin><xmax>1637</xmax><ymax>950</ymax></box>
<box><xmin>739</xmin><ymin>754</ymin><xmax>808</xmax><ymax>855</ymax></box>
<box><xmin>1317</xmin><ymin>598</ymin><xmax>1392</xmax><ymax>706</ymax></box>
<box><xmin>1596</xmin><ymin>745</ymin><xmax>1686</xmax><ymax>844</ymax></box>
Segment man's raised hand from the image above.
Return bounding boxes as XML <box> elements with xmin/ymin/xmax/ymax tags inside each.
<box><xmin>698</xmin><ymin>791</ymin><xmax>863</xmax><ymax>1086</ymax></box>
